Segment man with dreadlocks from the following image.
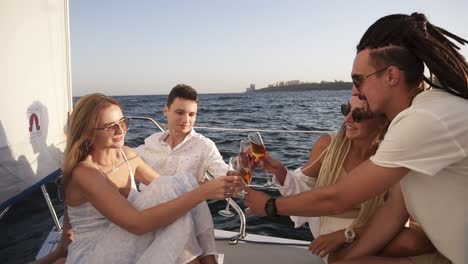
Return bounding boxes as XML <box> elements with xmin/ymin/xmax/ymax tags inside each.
<box><xmin>245</xmin><ymin>12</ymin><xmax>468</xmax><ymax>264</ymax></box>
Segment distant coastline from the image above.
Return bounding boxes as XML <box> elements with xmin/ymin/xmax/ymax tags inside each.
<box><xmin>245</xmin><ymin>81</ymin><xmax>352</xmax><ymax>93</ymax></box>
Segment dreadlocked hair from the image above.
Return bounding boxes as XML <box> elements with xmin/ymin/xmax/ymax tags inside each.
<box><xmin>357</xmin><ymin>12</ymin><xmax>468</xmax><ymax>99</ymax></box>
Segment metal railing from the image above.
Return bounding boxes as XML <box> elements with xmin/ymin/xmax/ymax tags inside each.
<box><xmin>0</xmin><ymin>206</ymin><xmax>11</xmax><ymax>220</ymax></box>
<box><xmin>128</xmin><ymin>116</ymin><xmax>165</xmax><ymax>132</ymax></box>
<box><xmin>41</xmin><ymin>185</ymin><xmax>62</xmax><ymax>231</ymax></box>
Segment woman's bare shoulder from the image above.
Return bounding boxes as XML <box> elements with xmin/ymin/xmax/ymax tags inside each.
<box><xmin>71</xmin><ymin>162</ymin><xmax>103</xmax><ymax>181</ymax></box>
<box><xmin>122</xmin><ymin>145</ymin><xmax>139</xmax><ymax>160</ymax></box>
<box><xmin>311</xmin><ymin>134</ymin><xmax>332</xmax><ymax>154</ymax></box>
<box><xmin>301</xmin><ymin>134</ymin><xmax>332</xmax><ymax>176</ymax></box>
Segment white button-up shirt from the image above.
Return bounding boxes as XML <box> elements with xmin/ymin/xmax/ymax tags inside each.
<box><xmin>135</xmin><ymin>129</ymin><xmax>228</xmax><ymax>180</ymax></box>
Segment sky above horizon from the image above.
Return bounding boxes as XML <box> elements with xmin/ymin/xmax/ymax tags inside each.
<box><xmin>70</xmin><ymin>0</ymin><xmax>468</xmax><ymax>96</ymax></box>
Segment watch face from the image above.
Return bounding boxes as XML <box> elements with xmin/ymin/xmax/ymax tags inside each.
<box><xmin>344</xmin><ymin>228</ymin><xmax>355</xmax><ymax>243</ymax></box>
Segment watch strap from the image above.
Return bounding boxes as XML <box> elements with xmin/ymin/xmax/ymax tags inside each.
<box><xmin>264</xmin><ymin>198</ymin><xmax>278</xmax><ymax>218</ymax></box>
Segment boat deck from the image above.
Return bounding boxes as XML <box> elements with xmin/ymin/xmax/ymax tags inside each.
<box><xmin>215</xmin><ymin>230</ymin><xmax>324</xmax><ymax>264</ymax></box>
<box><xmin>37</xmin><ymin>229</ymin><xmax>324</xmax><ymax>264</ymax></box>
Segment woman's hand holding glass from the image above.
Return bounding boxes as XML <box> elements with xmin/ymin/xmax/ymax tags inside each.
<box><xmin>255</xmin><ymin>151</ymin><xmax>288</xmax><ymax>184</ymax></box>
<box><xmin>198</xmin><ymin>175</ymin><xmax>241</xmax><ymax>200</ymax></box>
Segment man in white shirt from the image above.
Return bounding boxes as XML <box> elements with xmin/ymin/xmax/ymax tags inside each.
<box><xmin>245</xmin><ymin>13</ymin><xmax>468</xmax><ymax>264</ymax></box>
<box><xmin>135</xmin><ymin>84</ymin><xmax>227</xmax><ymax>180</ymax></box>
<box><xmin>135</xmin><ymin>84</ymin><xmax>227</xmax><ymax>264</ymax></box>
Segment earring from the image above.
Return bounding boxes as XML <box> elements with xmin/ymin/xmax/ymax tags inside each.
<box><xmin>85</xmin><ymin>141</ymin><xmax>90</xmax><ymax>152</ymax></box>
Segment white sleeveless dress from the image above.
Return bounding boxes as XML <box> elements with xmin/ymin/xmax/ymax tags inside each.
<box><xmin>66</xmin><ymin>149</ymin><xmax>216</xmax><ymax>264</ymax></box>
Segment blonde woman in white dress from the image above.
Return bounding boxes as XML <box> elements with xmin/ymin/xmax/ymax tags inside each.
<box><xmin>62</xmin><ymin>93</ymin><xmax>240</xmax><ymax>264</ymax></box>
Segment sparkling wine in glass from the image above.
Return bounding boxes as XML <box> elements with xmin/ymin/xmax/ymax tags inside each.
<box><xmin>228</xmin><ymin>155</ymin><xmax>252</xmax><ymax>198</ymax></box>
<box><xmin>247</xmin><ymin>131</ymin><xmax>274</xmax><ymax>187</ymax></box>
<box><xmin>240</xmin><ymin>139</ymin><xmax>254</xmax><ymax>170</ymax></box>
<box><xmin>248</xmin><ymin>132</ymin><xmax>266</xmax><ymax>160</ymax></box>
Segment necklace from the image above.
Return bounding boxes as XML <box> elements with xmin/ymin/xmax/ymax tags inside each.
<box><xmin>96</xmin><ymin>160</ymin><xmax>120</xmax><ymax>172</ymax></box>
<box><xmin>111</xmin><ymin>159</ymin><xmax>120</xmax><ymax>172</ymax></box>
<box><xmin>94</xmin><ymin>157</ymin><xmax>120</xmax><ymax>173</ymax></box>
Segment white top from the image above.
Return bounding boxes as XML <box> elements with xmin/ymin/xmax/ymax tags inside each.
<box><xmin>67</xmin><ymin>150</ymin><xmax>138</xmax><ymax>263</ymax></box>
<box><xmin>274</xmin><ymin>131</ymin><xmax>355</xmax><ymax>240</ymax></box>
<box><xmin>274</xmin><ymin>168</ymin><xmax>354</xmax><ymax>239</ymax></box>
<box><xmin>135</xmin><ymin>129</ymin><xmax>228</xmax><ymax>180</ymax></box>
<box><xmin>274</xmin><ymin>169</ymin><xmax>320</xmax><ymax>233</ymax></box>
<box><xmin>371</xmin><ymin>89</ymin><xmax>468</xmax><ymax>264</ymax></box>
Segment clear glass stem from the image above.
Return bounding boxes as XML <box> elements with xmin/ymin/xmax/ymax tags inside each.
<box><xmin>237</xmin><ymin>181</ymin><xmax>247</xmax><ymax>198</ymax></box>
<box><xmin>224</xmin><ymin>199</ymin><xmax>231</xmax><ymax>210</ymax></box>
<box><xmin>263</xmin><ymin>170</ymin><xmax>275</xmax><ymax>187</ymax></box>
<box><xmin>218</xmin><ymin>198</ymin><xmax>235</xmax><ymax>217</ymax></box>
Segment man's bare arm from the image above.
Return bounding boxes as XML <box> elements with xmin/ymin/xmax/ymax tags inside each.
<box><xmin>276</xmin><ymin>160</ymin><xmax>408</xmax><ymax>216</ymax></box>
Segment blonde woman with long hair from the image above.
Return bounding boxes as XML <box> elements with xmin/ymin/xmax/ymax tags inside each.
<box><xmin>248</xmin><ymin>95</ymin><xmax>434</xmax><ymax>262</ymax></box>
<box><xmin>62</xmin><ymin>93</ymin><xmax>240</xmax><ymax>264</ymax></box>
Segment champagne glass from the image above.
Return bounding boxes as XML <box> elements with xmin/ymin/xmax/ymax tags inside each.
<box><xmin>217</xmin><ymin>157</ymin><xmax>240</xmax><ymax>218</ymax></box>
<box><xmin>228</xmin><ymin>155</ymin><xmax>252</xmax><ymax>197</ymax></box>
<box><xmin>248</xmin><ymin>131</ymin><xmax>274</xmax><ymax>187</ymax></box>
<box><xmin>240</xmin><ymin>139</ymin><xmax>254</xmax><ymax>169</ymax></box>
<box><xmin>240</xmin><ymin>139</ymin><xmax>250</xmax><ymax>154</ymax></box>
<box><xmin>248</xmin><ymin>132</ymin><xmax>266</xmax><ymax>160</ymax></box>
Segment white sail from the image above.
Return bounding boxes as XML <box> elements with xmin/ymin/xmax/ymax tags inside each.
<box><xmin>0</xmin><ymin>0</ymin><xmax>72</xmax><ymax>209</ymax></box>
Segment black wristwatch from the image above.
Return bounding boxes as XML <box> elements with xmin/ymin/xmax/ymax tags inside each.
<box><xmin>264</xmin><ymin>198</ymin><xmax>279</xmax><ymax>218</ymax></box>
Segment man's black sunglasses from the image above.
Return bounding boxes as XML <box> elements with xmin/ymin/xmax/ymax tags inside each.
<box><xmin>351</xmin><ymin>66</ymin><xmax>389</xmax><ymax>90</ymax></box>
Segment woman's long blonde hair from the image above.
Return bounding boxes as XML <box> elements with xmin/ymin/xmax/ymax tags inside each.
<box><xmin>62</xmin><ymin>93</ymin><xmax>122</xmax><ymax>192</ymax></box>
<box><xmin>316</xmin><ymin>122</ymin><xmax>387</xmax><ymax>228</ymax></box>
